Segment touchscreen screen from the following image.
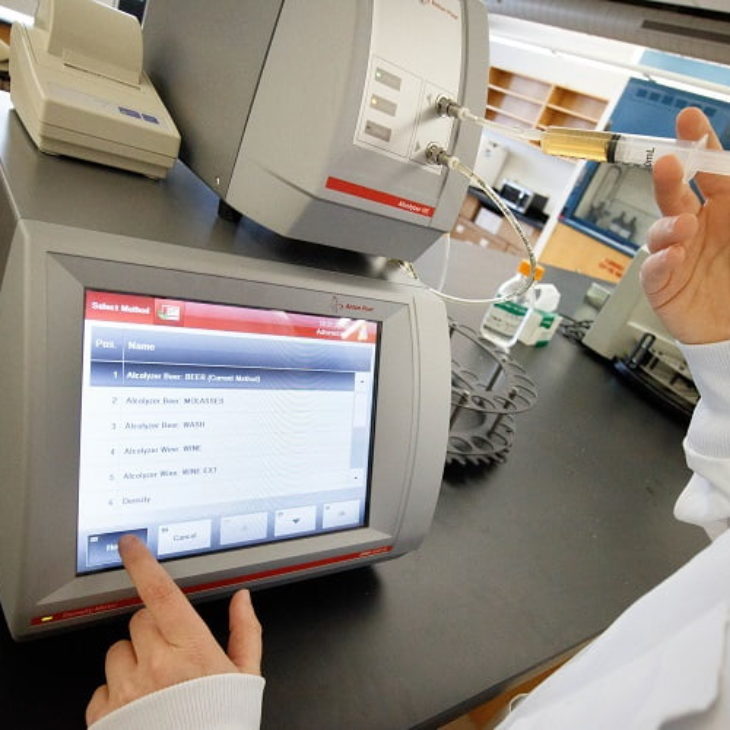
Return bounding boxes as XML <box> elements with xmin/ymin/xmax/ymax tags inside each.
<box><xmin>77</xmin><ymin>290</ymin><xmax>379</xmax><ymax>574</ymax></box>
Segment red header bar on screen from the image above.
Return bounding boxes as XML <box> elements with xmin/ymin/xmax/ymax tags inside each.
<box><xmin>84</xmin><ymin>291</ymin><xmax>378</xmax><ymax>343</ymax></box>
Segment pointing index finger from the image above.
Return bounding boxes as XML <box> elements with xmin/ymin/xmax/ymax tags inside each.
<box><xmin>119</xmin><ymin>534</ymin><xmax>210</xmax><ymax>646</ymax></box>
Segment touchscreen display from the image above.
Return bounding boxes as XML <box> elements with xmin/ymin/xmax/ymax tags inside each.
<box><xmin>77</xmin><ymin>290</ymin><xmax>379</xmax><ymax>574</ymax></box>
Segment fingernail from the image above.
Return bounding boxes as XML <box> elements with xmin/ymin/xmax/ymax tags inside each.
<box><xmin>661</xmin><ymin>216</ymin><xmax>678</xmax><ymax>235</ymax></box>
<box><xmin>118</xmin><ymin>534</ymin><xmax>138</xmax><ymax>552</ymax></box>
<box><xmin>655</xmin><ymin>243</ymin><xmax>685</xmax><ymax>265</ymax></box>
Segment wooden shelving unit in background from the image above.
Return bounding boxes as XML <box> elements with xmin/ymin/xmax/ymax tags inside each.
<box><xmin>0</xmin><ymin>23</ymin><xmax>10</xmax><ymax>93</ymax></box>
<box><xmin>486</xmin><ymin>68</ymin><xmax>551</xmax><ymax>128</ymax></box>
<box><xmin>486</xmin><ymin>67</ymin><xmax>608</xmax><ymax>132</ymax></box>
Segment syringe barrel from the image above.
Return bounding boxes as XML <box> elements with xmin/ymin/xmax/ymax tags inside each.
<box><xmin>539</xmin><ymin>128</ymin><xmax>617</xmax><ymax>162</ymax></box>
<box><xmin>612</xmin><ymin>134</ymin><xmax>692</xmax><ymax>170</ymax></box>
<box><xmin>611</xmin><ymin>133</ymin><xmax>730</xmax><ymax>180</ymax></box>
<box><xmin>537</xmin><ymin>127</ymin><xmax>729</xmax><ymax>179</ymax></box>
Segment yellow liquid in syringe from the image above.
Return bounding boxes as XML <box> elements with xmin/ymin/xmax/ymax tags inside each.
<box><xmin>538</xmin><ymin>128</ymin><xmax>617</xmax><ymax>163</ymax></box>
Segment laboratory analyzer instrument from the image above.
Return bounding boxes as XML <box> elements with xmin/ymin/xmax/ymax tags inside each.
<box><xmin>0</xmin><ymin>95</ymin><xmax>450</xmax><ymax>640</ymax></box>
<box><xmin>141</xmin><ymin>0</ymin><xmax>488</xmax><ymax>260</ymax></box>
<box><xmin>583</xmin><ymin>248</ymin><xmax>698</xmax><ymax>417</ymax></box>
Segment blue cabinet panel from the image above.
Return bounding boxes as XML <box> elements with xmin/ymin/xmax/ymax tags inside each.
<box><xmin>611</xmin><ymin>78</ymin><xmax>730</xmax><ymax>143</ymax></box>
<box><xmin>562</xmin><ymin>79</ymin><xmax>730</xmax><ymax>254</ymax></box>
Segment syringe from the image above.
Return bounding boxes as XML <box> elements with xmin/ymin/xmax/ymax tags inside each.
<box><xmin>513</xmin><ymin>126</ymin><xmax>725</xmax><ymax>182</ymax></box>
<box><xmin>437</xmin><ymin>97</ymin><xmax>730</xmax><ymax>180</ymax></box>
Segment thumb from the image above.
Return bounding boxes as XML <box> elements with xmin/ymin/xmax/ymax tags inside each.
<box><xmin>227</xmin><ymin>590</ymin><xmax>263</xmax><ymax>675</ymax></box>
<box><xmin>639</xmin><ymin>243</ymin><xmax>687</xmax><ymax>307</ymax></box>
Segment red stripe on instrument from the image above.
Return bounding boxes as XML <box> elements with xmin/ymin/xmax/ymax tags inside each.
<box><xmin>31</xmin><ymin>546</ymin><xmax>393</xmax><ymax>626</ymax></box>
<box><xmin>325</xmin><ymin>177</ymin><xmax>434</xmax><ymax>217</ymax></box>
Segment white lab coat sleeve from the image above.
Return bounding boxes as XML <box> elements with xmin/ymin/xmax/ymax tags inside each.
<box><xmin>88</xmin><ymin>673</ymin><xmax>265</xmax><ymax>730</ymax></box>
<box><xmin>494</xmin><ymin>339</ymin><xmax>730</xmax><ymax>730</ymax></box>
<box><xmin>490</xmin><ymin>532</ymin><xmax>730</xmax><ymax>730</ymax></box>
<box><xmin>674</xmin><ymin>340</ymin><xmax>730</xmax><ymax>538</ymax></box>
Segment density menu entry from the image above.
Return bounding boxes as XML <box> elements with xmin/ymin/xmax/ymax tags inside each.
<box><xmin>76</xmin><ymin>290</ymin><xmax>379</xmax><ymax>573</ymax></box>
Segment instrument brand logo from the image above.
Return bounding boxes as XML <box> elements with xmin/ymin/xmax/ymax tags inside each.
<box><xmin>420</xmin><ymin>0</ymin><xmax>459</xmax><ymax>21</ymax></box>
<box><xmin>329</xmin><ymin>296</ymin><xmax>374</xmax><ymax>315</ymax></box>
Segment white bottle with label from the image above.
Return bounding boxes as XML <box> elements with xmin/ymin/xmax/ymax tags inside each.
<box><xmin>517</xmin><ymin>283</ymin><xmax>562</xmax><ymax>347</ymax></box>
<box><xmin>480</xmin><ymin>260</ymin><xmax>545</xmax><ymax>350</ymax></box>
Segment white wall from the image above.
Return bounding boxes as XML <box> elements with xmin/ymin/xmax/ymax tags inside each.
<box><xmin>0</xmin><ymin>0</ymin><xmax>116</xmax><ymax>15</ymax></box>
<box><xmin>488</xmin><ymin>20</ymin><xmax>636</xmax><ymax>99</ymax></box>
<box><xmin>488</xmin><ymin>16</ymin><xmax>642</xmax><ymax>84</ymax></box>
<box><xmin>0</xmin><ymin>0</ymin><xmax>35</xmax><ymax>13</ymax></box>
<box><xmin>473</xmin><ymin>129</ymin><xmax>574</xmax><ymax>216</ymax></box>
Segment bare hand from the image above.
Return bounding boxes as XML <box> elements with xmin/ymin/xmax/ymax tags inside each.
<box><xmin>86</xmin><ymin>535</ymin><xmax>262</xmax><ymax>726</ymax></box>
<box><xmin>642</xmin><ymin>106</ymin><xmax>730</xmax><ymax>344</ymax></box>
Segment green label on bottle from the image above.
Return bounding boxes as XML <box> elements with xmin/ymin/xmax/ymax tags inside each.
<box><xmin>538</xmin><ymin>312</ymin><xmax>557</xmax><ymax>329</ymax></box>
<box><xmin>495</xmin><ymin>301</ymin><xmax>529</xmax><ymax>316</ymax></box>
